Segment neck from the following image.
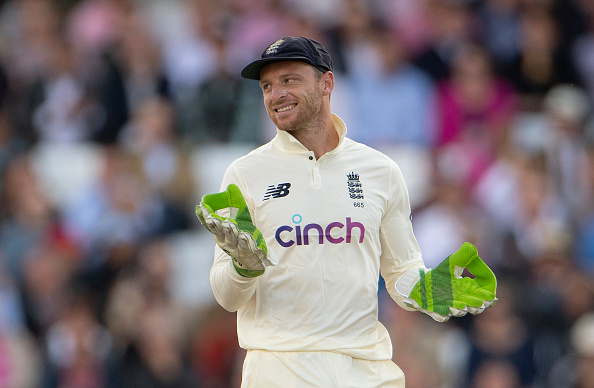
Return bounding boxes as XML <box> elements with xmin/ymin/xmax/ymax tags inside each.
<box><xmin>292</xmin><ymin>111</ymin><xmax>338</xmax><ymax>159</ymax></box>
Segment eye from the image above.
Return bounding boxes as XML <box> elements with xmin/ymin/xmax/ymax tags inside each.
<box><xmin>261</xmin><ymin>83</ymin><xmax>271</xmax><ymax>93</ymax></box>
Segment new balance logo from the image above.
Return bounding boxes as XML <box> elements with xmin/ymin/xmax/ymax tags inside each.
<box><xmin>263</xmin><ymin>183</ymin><xmax>291</xmax><ymax>200</ymax></box>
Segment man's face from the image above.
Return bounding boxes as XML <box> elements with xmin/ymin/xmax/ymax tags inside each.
<box><xmin>259</xmin><ymin>61</ymin><xmax>326</xmax><ymax>133</ymax></box>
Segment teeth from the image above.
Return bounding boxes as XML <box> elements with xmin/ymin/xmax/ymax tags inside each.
<box><xmin>277</xmin><ymin>105</ymin><xmax>295</xmax><ymax>113</ymax></box>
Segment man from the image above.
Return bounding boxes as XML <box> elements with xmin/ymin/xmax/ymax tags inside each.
<box><xmin>196</xmin><ymin>36</ymin><xmax>497</xmax><ymax>388</ymax></box>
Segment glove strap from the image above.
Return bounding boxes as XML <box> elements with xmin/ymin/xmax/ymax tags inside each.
<box><xmin>395</xmin><ymin>269</ymin><xmax>421</xmax><ymax>297</ymax></box>
<box><xmin>231</xmin><ymin>258</ymin><xmax>265</xmax><ymax>278</ymax></box>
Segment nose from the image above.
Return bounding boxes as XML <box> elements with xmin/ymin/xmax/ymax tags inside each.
<box><xmin>270</xmin><ymin>85</ymin><xmax>288</xmax><ymax>100</ymax></box>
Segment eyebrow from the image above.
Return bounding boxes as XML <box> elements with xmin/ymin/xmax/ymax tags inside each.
<box><xmin>260</xmin><ymin>71</ymin><xmax>303</xmax><ymax>85</ymax></box>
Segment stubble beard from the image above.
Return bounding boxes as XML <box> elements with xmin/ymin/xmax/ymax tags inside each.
<box><xmin>271</xmin><ymin>93</ymin><xmax>324</xmax><ymax>135</ymax></box>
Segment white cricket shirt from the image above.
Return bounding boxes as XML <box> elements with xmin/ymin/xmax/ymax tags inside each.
<box><xmin>209</xmin><ymin>114</ymin><xmax>426</xmax><ymax>361</ymax></box>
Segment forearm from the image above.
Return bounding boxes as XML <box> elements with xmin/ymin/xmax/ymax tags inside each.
<box><xmin>379</xmin><ymin>160</ymin><xmax>427</xmax><ymax>311</ymax></box>
<box><xmin>210</xmin><ymin>247</ymin><xmax>258</xmax><ymax>312</ymax></box>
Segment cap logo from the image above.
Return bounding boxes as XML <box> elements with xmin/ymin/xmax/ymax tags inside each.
<box><xmin>265</xmin><ymin>39</ymin><xmax>285</xmax><ymax>55</ymax></box>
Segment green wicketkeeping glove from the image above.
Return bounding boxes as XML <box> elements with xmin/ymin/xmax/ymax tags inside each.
<box><xmin>397</xmin><ymin>242</ymin><xmax>497</xmax><ymax>322</ymax></box>
<box><xmin>196</xmin><ymin>184</ymin><xmax>277</xmax><ymax>277</ymax></box>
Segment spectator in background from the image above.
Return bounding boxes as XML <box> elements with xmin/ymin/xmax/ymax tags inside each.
<box><xmin>158</xmin><ymin>0</ymin><xmax>219</xmax><ymax>107</ymax></box>
<box><xmin>553</xmin><ymin>0</ymin><xmax>590</xmax><ymax>71</ymax></box>
<box><xmin>470</xmin><ymin>359</ymin><xmax>522</xmax><ymax>388</ymax></box>
<box><xmin>60</xmin><ymin>146</ymin><xmax>189</xmax><ymax>310</ymax></box>
<box><xmin>370</xmin><ymin>0</ymin><xmax>434</xmax><ymax>59</ymax></box>
<box><xmin>571</xmin><ymin>0</ymin><xmax>594</xmax><ymax>105</ymax></box>
<box><xmin>548</xmin><ymin>311</ymin><xmax>594</xmax><ymax>388</ymax></box>
<box><xmin>224</xmin><ymin>0</ymin><xmax>292</xmax><ymax>75</ymax></box>
<box><xmin>469</xmin><ymin>144</ymin><xmax>591</xmax><ymax>385</ymax></box>
<box><xmin>102</xmin><ymin>238</ymin><xmax>201</xmax><ymax>388</ymax></box>
<box><xmin>190</xmin><ymin>303</ymin><xmax>242</xmax><ymax>388</ymax></box>
<box><xmin>0</xmin><ymin>153</ymin><xmax>65</xmax><ymax>283</ymax></box>
<box><xmin>82</xmin><ymin>51</ymin><xmax>129</xmax><ymax>145</ymax></box>
<box><xmin>118</xmin><ymin>96</ymin><xmax>195</xmax><ymax>213</ymax></box>
<box><xmin>103</xmin><ymin>238</ymin><xmax>189</xmax><ymax>354</ymax></box>
<box><xmin>476</xmin><ymin>0</ymin><xmax>522</xmax><ymax>74</ymax></box>
<box><xmin>41</xmin><ymin>293</ymin><xmax>112</xmax><ymax>388</ymax></box>
<box><xmin>413</xmin><ymin>0</ymin><xmax>478</xmax><ymax>82</ymax></box>
<box><xmin>30</xmin><ymin>37</ymin><xmax>104</xmax><ymax>143</ymax></box>
<box><xmin>114</xmin><ymin>9</ymin><xmax>171</xmax><ymax>115</ymax></box>
<box><xmin>346</xmin><ymin>25</ymin><xmax>437</xmax><ymax>149</ymax></box>
<box><xmin>541</xmin><ymin>84</ymin><xmax>592</xmax><ymax>224</ymax></box>
<box><xmin>504</xmin><ymin>4</ymin><xmax>581</xmax><ymax>111</ymax></box>
<box><xmin>465</xmin><ymin>280</ymin><xmax>536</xmax><ymax>388</ymax></box>
<box><xmin>434</xmin><ymin>41</ymin><xmax>519</xmax><ymax>191</ymax></box>
<box><xmin>108</xmin><ymin>306</ymin><xmax>201</xmax><ymax>388</ymax></box>
<box><xmin>181</xmin><ymin>36</ymin><xmax>251</xmax><ymax>144</ymax></box>
<box><xmin>0</xmin><ymin>110</ymin><xmax>27</xmax><ymax>189</ymax></box>
<box><xmin>575</xmin><ymin>140</ymin><xmax>594</xmax><ymax>274</ymax></box>
<box><xmin>0</xmin><ymin>55</ymin><xmax>7</xmax><ymax>110</ymax></box>
<box><xmin>0</xmin><ymin>0</ymin><xmax>67</xmax><ymax>145</ymax></box>
<box><xmin>412</xmin><ymin>146</ymin><xmax>492</xmax><ymax>268</ymax></box>
<box><xmin>0</xmin><ymin>262</ymin><xmax>41</xmax><ymax>388</ymax></box>
<box><xmin>517</xmin><ymin>246</ymin><xmax>592</xmax><ymax>385</ymax></box>
<box><xmin>326</xmin><ymin>0</ymin><xmax>378</xmax><ymax>75</ymax></box>
<box><xmin>63</xmin><ymin>0</ymin><xmax>131</xmax><ymax>145</ymax></box>
<box><xmin>0</xmin><ymin>153</ymin><xmax>85</xmax><ymax>339</ymax></box>
<box><xmin>0</xmin><ymin>263</ymin><xmax>26</xmax><ymax>342</ymax></box>
<box><xmin>509</xmin><ymin>153</ymin><xmax>570</xmax><ymax>261</ymax></box>
<box><xmin>380</xmin><ymin>305</ymin><xmax>447</xmax><ymax>388</ymax></box>
<box><xmin>190</xmin><ymin>42</ymin><xmax>235</xmax><ymax>142</ymax></box>
<box><xmin>64</xmin><ymin>0</ymin><xmax>129</xmax><ymax>57</ymax></box>
<box><xmin>20</xmin><ymin>226</ymin><xmax>81</xmax><ymax>337</ymax></box>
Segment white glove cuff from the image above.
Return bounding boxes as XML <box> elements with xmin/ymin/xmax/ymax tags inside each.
<box><xmin>395</xmin><ymin>269</ymin><xmax>422</xmax><ymax>298</ymax></box>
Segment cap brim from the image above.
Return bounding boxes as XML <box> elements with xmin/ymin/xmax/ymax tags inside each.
<box><xmin>240</xmin><ymin>56</ymin><xmax>313</xmax><ymax>80</ymax></box>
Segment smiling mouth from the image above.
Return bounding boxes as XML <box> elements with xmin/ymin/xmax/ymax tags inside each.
<box><xmin>275</xmin><ymin>104</ymin><xmax>296</xmax><ymax>113</ymax></box>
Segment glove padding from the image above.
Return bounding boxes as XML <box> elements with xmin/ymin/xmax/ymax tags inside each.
<box><xmin>196</xmin><ymin>184</ymin><xmax>277</xmax><ymax>277</ymax></box>
<box><xmin>401</xmin><ymin>242</ymin><xmax>497</xmax><ymax>322</ymax></box>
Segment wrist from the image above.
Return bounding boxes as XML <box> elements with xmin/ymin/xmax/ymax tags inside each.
<box><xmin>227</xmin><ymin>259</ymin><xmax>262</xmax><ymax>280</ymax></box>
<box><xmin>232</xmin><ymin>257</ymin><xmax>265</xmax><ymax>277</ymax></box>
<box><xmin>395</xmin><ymin>268</ymin><xmax>423</xmax><ymax>298</ymax></box>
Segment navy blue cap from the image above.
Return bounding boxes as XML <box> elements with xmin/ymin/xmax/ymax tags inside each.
<box><xmin>241</xmin><ymin>36</ymin><xmax>333</xmax><ymax>80</ymax></box>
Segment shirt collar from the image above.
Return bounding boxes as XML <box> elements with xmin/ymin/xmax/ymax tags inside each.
<box><xmin>272</xmin><ymin>113</ymin><xmax>347</xmax><ymax>154</ymax></box>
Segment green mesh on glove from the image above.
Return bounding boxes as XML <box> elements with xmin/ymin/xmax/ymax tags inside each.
<box><xmin>196</xmin><ymin>184</ymin><xmax>277</xmax><ymax>277</ymax></box>
<box><xmin>407</xmin><ymin>242</ymin><xmax>497</xmax><ymax>321</ymax></box>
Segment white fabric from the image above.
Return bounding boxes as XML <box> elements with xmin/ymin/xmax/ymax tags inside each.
<box><xmin>209</xmin><ymin>114</ymin><xmax>426</xmax><ymax>361</ymax></box>
<box><xmin>241</xmin><ymin>350</ymin><xmax>405</xmax><ymax>388</ymax></box>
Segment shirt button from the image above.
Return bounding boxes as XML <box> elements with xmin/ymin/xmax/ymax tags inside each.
<box><xmin>309</xmin><ymin>156</ymin><xmax>313</xmax><ymax>160</ymax></box>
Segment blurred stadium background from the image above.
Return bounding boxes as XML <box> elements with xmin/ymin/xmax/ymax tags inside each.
<box><xmin>0</xmin><ymin>0</ymin><xmax>593</xmax><ymax>387</ymax></box>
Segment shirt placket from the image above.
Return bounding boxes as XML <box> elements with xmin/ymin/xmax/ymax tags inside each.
<box><xmin>307</xmin><ymin>152</ymin><xmax>323</xmax><ymax>190</ymax></box>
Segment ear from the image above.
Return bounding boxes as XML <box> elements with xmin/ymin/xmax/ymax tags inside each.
<box><xmin>322</xmin><ymin>71</ymin><xmax>334</xmax><ymax>96</ymax></box>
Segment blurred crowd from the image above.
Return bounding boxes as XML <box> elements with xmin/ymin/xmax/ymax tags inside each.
<box><xmin>0</xmin><ymin>0</ymin><xmax>593</xmax><ymax>387</ymax></box>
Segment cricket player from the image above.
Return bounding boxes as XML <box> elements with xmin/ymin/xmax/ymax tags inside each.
<box><xmin>196</xmin><ymin>36</ymin><xmax>497</xmax><ymax>388</ymax></box>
